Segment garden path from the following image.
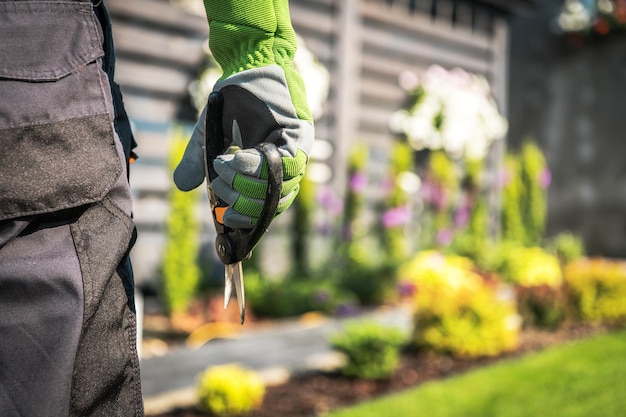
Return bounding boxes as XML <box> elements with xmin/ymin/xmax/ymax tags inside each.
<box><xmin>141</xmin><ymin>306</ymin><xmax>413</xmax><ymax>415</ymax></box>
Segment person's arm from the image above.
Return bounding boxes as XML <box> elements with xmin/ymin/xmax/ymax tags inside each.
<box><xmin>174</xmin><ymin>0</ymin><xmax>314</xmax><ymax>228</ymax></box>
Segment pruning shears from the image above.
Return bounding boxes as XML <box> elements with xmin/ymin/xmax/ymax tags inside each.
<box><xmin>204</xmin><ymin>91</ymin><xmax>283</xmax><ymax>324</ymax></box>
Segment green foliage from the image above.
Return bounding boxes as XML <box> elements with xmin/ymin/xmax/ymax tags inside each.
<box><xmin>331</xmin><ymin>144</ymin><xmax>399</xmax><ymax>306</ymax></box>
<box><xmin>292</xmin><ymin>172</ymin><xmax>316</xmax><ymax>278</ymax></box>
<box><xmin>501</xmin><ymin>154</ymin><xmax>526</xmax><ymax>244</ymax></box>
<box><xmin>463</xmin><ymin>159</ymin><xmax>489</xmax><ymax>239</ymax></box>
<box><xmin>343</xmin><ymin>144</ymin><xmax>369</xmax><ymax>239</ymax></box>
<box><xmin>429</xmin><ymin>151</ymin><xmax>461</xmax><ymax>241</ymax></box>
<box><xmin>244</xmin><ymin>270</ymin><xmax>358</xmax><ymax>318</ymax></box>
<box><xmin>196</xmin><ymin>364</ymin><xmax>265</xmax><ymax>417</ymax></box>
<box><xmin>429</xmin><ymin>150</ymin><xmax>460</xmax><ymax>191</ymax></box>
<box><xmin>548</xmin><ymin>232</ymin><xmax>586</xmax><ymax>264</ymax></box>
<box><xmin>501</xmin><ymin>140</ymin><xmax>549</xmax><ymax>247</ymax></box>
<box><xmin>564</xmin><ymin>258</ymin><xmax>626</xmax><ymax>325</ymax></box>
<box><xmin>380</xmin><ymin>140</ymin><xmax>415</xmax><ymax>263</ymax></box>
<box><xmin>445</xmin><ymin>218</ymin><xmax>489</xmax><ymax>267</ymax></box>
<box><xmin>400</xmin><ymin>251</ymin><xmax>520</xmax><ymax>358</ymax></box>
<box><xmin>336</xmin><ymin>260</ymin><xmax>398</xmax><ymax>306</ymax></box>
<box><xmin>417</xmin><ymin>150</ymin><xmax>495</xmax><ymax>260</ymax></box>
<box><xmin>520</xmin><ymin>141</ymin><xmax>548</xmax><ymax>245</ymax></box>
<box><xmin>161</xmin><ymin>130</ymin><xmax>202</xmax><ymax>315</ymax></box>
<box><xmin>330</xmin><ymin>321</ymin><xmax>408</xmax><ymax>380</ymax></box>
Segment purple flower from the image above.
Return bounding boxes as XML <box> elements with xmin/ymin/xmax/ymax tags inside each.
<box><xmin>436</xmin><ymin>228</ymin><xmax>454</xmax><ymax>246</ymax></box>
<box><xmin>538</xmin><ymin>168</ymin><xmax>552</xmax><ymax>189</ymax></box>
<box><xmin>349</xmin><ymin>172</ymin><xmax>368</xmax><ymax>193</ymax></box>
<box><xmin>382</xmin><ymin>206</ymin><xmax>412</xmax><ymax>228</ymax></box>
<box><xmin>317</xmin><ymin>187</ymin><xmax>343</xmax><ymax>216</ymax></box>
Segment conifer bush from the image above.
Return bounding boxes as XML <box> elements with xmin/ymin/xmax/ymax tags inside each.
<box><xmin>161</xmin><ymin>130</ymin><xmax>201</xmax><ymax>315</ymax></box>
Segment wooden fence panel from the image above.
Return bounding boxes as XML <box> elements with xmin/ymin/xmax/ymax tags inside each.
<box><xmin>108</xmin><ymin>0</ymin><xmax>208</xmax><ymax>123</ymax></box>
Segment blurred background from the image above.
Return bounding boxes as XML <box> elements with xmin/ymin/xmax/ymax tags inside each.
<box><xmin>111</xmin><ymin>0</ymin><xmax>625</xmax><ymax>302</ymax></box>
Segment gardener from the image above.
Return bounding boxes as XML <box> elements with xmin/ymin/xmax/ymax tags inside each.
<box><xmin>0</xmin><ymin>0</ymin><xmax>313</xmax><ymax>416</ymax></box>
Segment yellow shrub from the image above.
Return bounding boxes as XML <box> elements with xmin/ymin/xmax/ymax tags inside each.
<box><xmin>196</xmin><ymin>364</ymin><xmax>265</xmax><ymax>416</ymax></box>
<box><xmin>501</xmin><ymin>246</ymin><xmax>562</xmax><ymax>288</ymax></box>
<box><xmin>400</xmin><ymin>251</ymin><xmax>521</xmax><ymax>357</ymax></box>
<box><xmin>564</xmin><ymin>258</ymin><xmax>626</xmax><ymax>324</ymax></box>
<box><xmin>398</xmin><ymin>251</ymin><xmax>483</xmax><ymax>298</ymax></box>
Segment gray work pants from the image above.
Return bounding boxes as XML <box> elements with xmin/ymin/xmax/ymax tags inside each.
<box><xmin>0</xmin><ymin>0</ymin><xmax>143</xmax><ymax>415</ymax></box>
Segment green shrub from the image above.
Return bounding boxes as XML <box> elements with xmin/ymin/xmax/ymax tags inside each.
<box><xmin>548</xmin><ymin>232</ymin><xmax>585</xmax><ymax>264</ymax></box>
<box><xmin>245</xmin><ymin>271</ymin><xmax>358</xmax><ymax>319</ymax></box>
<box><xmin>330</xmin><ymin>321</ymin><xmax>408</xmax><ymax>380</ymax></box>
<box><xmin>196</xmin><ymin>364</ymin><xmax>265</xmax><ymax>417</ymax></box>
<box><xmin>400</xmin><ymin>251</ymin><xmax>520</xmax><ymax>358</ymax></box>
<box><xmin>497</xmin><ymin>246</ymin><xmax>562</xmax><ymax>288</ymax></box>
<box><xmin>336</xmin><ymin>260</ymin><xmax>398</xmax><ymax>306</ymax></box>
<box><xmin>515</xmin><ymin>284</ymin><xmax>566</xmax><ymax>329</ymax></box>
<box><xmin>564</xmin><ymin>258</ymin><xmax>626</xmax><ymax>325</ymax></box>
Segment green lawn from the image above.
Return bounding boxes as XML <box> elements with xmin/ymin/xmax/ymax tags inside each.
<box><xmin>329</xmin><ymin>330</ymin><xmax>626</xmax><ymax>417</ymax></box>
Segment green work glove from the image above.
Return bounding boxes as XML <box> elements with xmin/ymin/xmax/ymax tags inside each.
<box><xmin>173</xmin><ymin>0</ymin><xmax>314</xmax><ymax>229</ymax></box>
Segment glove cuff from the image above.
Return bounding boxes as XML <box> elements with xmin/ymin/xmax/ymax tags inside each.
<box><xmin>203</xmin><ymin>0</ymin><xmax>313</xmax><ymax>123</ymax></box>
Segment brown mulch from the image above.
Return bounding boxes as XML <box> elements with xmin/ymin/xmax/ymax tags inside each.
<box><xmin>150</xmin><ymin>322</ymin><xmax>606</xmax><ymax>417</ymax></box>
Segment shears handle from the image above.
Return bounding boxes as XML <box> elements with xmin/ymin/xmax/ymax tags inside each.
<box><xmin>204</xmin><ymin>91</ymin><xmax>283</xmax><ymax>265</ymax></box>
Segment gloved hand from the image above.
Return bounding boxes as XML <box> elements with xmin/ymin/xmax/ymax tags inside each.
<box><xmin>173</xmin><ymin>67</ymin><xmax>314</xmax><ymax>228</ymax></box>
<box><xmin>173</xmin><ymin>0</ymin><xmax>314</xmax><ymax>229</ymax></box>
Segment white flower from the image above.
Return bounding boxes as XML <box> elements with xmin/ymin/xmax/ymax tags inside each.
<box><xmin>556</xmin><ymin>0</ymin><xmax>594</xmax><ymax>32</ymax></box>
<box><xmin>390</xmin><ymin>65</ymin><xmax>508</xmax><ymax>160</ymax></box>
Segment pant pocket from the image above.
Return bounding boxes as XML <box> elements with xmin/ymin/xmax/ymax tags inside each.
<box><xmin>69</xmin><ymin>199</ymin><xmax>143</xmax><ymax>417</ymax></box>
<box><xmin>0</xmin><ymin>1</ymin><xmax>122</xmax><ymax>221</ymax></box>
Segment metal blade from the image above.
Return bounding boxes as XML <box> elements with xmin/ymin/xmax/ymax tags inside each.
<box><xmin>224</xmin><ymin>263</ymin><xmax>235</xmax><ymax>309</ymax></box>
<box><xmin>233</xmin><ymin>262</ymin><xmax>245</xmax><ymax>324</ymax></box>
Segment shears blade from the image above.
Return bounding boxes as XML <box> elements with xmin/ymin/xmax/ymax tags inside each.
<box><xmin>224</xmin><ymin>262</ymin><xmax>245</xmax><ymax>324</ymax></box>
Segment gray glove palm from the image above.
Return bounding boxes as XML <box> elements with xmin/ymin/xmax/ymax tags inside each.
<box><xmin>173</xmin><ymin>66</ymin><xmax>314</xmax><ymax>229</ymax></box>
